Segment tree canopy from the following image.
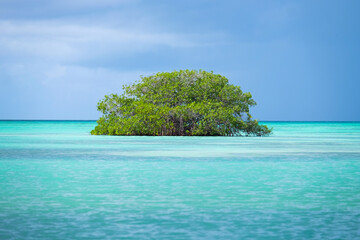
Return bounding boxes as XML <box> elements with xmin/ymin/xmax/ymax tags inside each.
<box><xmin>91</xmin><ymin>70</ymin><xmax>271</xmax><ymax>136</ymax></box>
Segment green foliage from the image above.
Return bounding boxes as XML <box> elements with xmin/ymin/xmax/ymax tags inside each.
<box><xmin>91</xmin><ymin>70</ymin><xmax>272</xmax><ymax>136</ymax></box>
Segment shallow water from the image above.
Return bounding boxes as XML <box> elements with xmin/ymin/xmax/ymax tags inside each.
<box><xmin>1</xmin><ymin>121</ymin><xmax>360</xmax><ymax>239</ymax></box>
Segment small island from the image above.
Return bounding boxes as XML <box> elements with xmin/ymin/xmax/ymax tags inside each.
<box><xmin>91</xmin><ymin>70</ymin><xmax>271</xmax><ymax>136</ymax></box>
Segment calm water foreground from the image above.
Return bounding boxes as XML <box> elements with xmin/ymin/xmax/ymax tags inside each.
<box><xmin>0</xmin><ymin>121</ymin><xmax>360</xmax><ymax>239</ymax></box>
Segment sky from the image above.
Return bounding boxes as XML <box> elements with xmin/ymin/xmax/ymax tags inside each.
<box><xmin>0</xmin><ymin>0</ymin><xmax>359</xmax><ymax>121</ymax></box>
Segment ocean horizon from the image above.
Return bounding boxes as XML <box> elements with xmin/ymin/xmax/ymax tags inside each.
<box><xmin>1</xmin><ymin>121</ymin><xmax>360</xmax><ymax>239</ymax></box>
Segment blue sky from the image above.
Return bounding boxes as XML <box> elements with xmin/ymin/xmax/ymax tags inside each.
<box><xmin>0</xmin><ymin>0</ymin><xmax>359</xmax><ymax>120</ymax></box>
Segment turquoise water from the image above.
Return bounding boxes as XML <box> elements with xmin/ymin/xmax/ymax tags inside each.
<box><xmin>1</xmin><ymin>121</ymin><xmax>360</xmax><ymax>239</ymax></box>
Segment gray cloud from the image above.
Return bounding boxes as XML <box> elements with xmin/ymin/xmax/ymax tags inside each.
<box><xmin>0</xmin><ymin>20</ymin><xmax>209</xmax><ymax>64</ymax></box>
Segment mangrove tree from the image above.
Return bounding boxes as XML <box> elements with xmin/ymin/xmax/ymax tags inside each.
<box><xmin>91</xmin><ymin>70</ymin><xmax>271</xmax><ymax>136</ymax></box>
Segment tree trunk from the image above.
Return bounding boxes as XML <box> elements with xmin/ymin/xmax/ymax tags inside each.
<box><xmin>180</xmin><ymin>116</ymin><xmax>184</xmax><ymax>136</ymax></box>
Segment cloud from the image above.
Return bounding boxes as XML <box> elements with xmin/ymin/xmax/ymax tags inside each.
<box><xmin>0</xmin><ymin>20</ymin><xmax>207</xmax><ymax>64</ymax></box>
<box><xmin>0</xmin><ymin>0</ymin><xmax>227</xmax><ymax>119</ymax></box>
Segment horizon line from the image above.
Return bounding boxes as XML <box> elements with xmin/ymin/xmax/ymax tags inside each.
<box><xmin>1</xmin><ymin>119</ymin><xmax>360</xmax><ymax>123</ymax></box>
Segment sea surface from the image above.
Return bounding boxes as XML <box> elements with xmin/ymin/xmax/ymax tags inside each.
<box><xmin>0</xmin><ymin>121</ymin><xmax>360</xmax><ymax>239</ymax></box>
